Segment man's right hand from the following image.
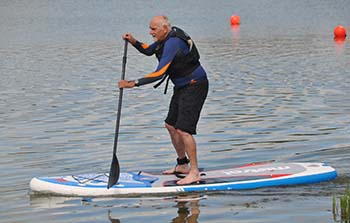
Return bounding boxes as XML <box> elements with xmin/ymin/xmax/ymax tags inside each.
<box><xmin>118</xmin><ymin>80</ymin><xmax>136</xmax><ymax>89</ymax></box>
<box><xmin>122</xmin><ymin>33</ymin><xmax>136</xmax><ymax>45</ymax></box>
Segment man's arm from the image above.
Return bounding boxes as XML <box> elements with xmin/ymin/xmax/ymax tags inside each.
<box><xmin>119</xmin><ymin>38</ymin><xmax>180</xmax><ymax>88</ymax></box>
<box><xmin>135</xmin><ymin>38</ymin><xmax>180</xmax><ymax>86</ymax></box>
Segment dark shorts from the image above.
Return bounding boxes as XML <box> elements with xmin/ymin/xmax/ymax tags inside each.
<box><xmin>165</xmin><ymin>79</ymin><xmax>208</xmax><ymax>135</ymax></box>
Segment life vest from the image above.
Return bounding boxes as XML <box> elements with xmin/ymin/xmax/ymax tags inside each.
<box><xmin>155</xmin><ymin>26</ymin><xmax>200</xmax><ymax>78</ymax></box>
<box><xmin>153</xmin><ymin>27</ymin><xmax>201</xmax><ymax>93</ymax></box>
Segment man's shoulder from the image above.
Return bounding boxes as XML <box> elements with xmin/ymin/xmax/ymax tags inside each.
<box><xmin>165</xmin><ymin>36</ymin><xmax>186</xmax><ymax>47</ymax></box>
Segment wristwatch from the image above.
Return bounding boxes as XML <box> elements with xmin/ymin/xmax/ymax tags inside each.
<box><xmin>134</xmin><ymin>79</ymin><xmax>139</xmax><ymax>87</ymax></box>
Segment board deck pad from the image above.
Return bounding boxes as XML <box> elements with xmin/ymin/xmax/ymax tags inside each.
<box><xmin>30</xmin><ymin>162</ymin><xmax>337</xmax><ymax>196</ymax></box>
<box><xmin>164</xmin><ymin>176</ymin><xmax>274</xmax><ymax>187</ymax></box>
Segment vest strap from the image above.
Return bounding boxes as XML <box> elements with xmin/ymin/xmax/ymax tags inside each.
<box><xmin>153</xmin><ymin>74</ymin><xmax>170</xmax><ymax>94</ymax></box>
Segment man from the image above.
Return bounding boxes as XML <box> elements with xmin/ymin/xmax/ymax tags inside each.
<box><xmin>119</xmin><ymin>15</ymin><xmax>208</xmax><ymax>185</ymax></box>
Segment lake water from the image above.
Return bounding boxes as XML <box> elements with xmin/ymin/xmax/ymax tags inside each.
<box><xmin>1</xmin><ymin>0</ymin><xmax>350</xmax><ymax>222</ymax></box>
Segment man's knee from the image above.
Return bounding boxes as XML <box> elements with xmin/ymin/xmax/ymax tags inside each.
<box><xmin>165</xmin><ymin>124</ymin><xmax>192</xmax><ymax>137</ymax></box>
<box><xmin>176</xmin><ymin>128</ymin><xmax>191</xmax><ymax>137</ymax></box>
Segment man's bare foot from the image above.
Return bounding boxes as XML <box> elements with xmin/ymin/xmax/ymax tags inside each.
<box><xmin>163</xmin><ymin>164</ymin><xmax>190</xmax><ymax>174</ymax></box>
<box><xmin>176</xmin><ymin>172</ymin><xmax>201</xmax><ymax>185</ymax></box>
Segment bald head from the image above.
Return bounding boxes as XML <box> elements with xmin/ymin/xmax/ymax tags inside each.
<box><xmin>151</xmin><ymin>15</ymin><xmax>171</xmax><ymax>29</ymax></box>
<box><xmin>149</xmin><ymin>15</ymin><xmax>171</xmax><ymax>42</ymax></box>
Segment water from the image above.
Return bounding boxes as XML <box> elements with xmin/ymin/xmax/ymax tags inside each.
<box><xmin>1</xmin><ymin>0</ymin><xmax>350</xmax><ymax>222</ymax></box>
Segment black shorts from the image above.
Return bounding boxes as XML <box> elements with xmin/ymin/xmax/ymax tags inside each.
<box><xmin>165</xmin><ymin>79</ymin><xmax>208</xmax><ymax>135</ymax></box>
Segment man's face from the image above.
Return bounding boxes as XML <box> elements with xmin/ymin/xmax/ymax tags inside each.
<box><xmin>149</xmin><ymin>18</ymin><xmax>168</xmax><ymax>42</ymax></box>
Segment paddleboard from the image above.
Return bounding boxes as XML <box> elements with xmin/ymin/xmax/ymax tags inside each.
<box><xmin>30</xmin><ymin>162</ymin><xmax>337</xmax><ymax>196</ymax></box>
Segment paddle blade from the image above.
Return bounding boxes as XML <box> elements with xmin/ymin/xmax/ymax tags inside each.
<box><xmin>107</xmin><ymin>154</ymin><xmax>120</xmax><ymax>189</ymax></box>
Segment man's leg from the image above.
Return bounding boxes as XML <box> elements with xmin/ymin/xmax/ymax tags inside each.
<box><xmin>163</xmin><ymin>123</ymin><xmax>190</xmax><ymax>174</ymax></box>
<box><xmin>176</xmin><ymin>129</ymin><xmax>200</xmax><ymax>185</ymax></box>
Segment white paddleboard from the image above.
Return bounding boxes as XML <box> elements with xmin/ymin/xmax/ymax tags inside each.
<box><xmin>30</xmin><ymin>162</ymin><xmax>337</xmax><ymax>196</ymax></box>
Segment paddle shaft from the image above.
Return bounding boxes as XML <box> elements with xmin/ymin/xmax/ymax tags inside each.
<box><xmin>113</xmin><ymin>40</ymin><xmax>128</xmax><ymax>154</ymax></box>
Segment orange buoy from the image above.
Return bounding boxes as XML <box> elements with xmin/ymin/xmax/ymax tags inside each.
<box><xmin>333</xmin><ymin>25</ymin><xmax>346</xmax><ymax>38</ymax></box>
<box><xmin>334</xmin><ymin>36</ymin><xmax>346</xmax><ymax>44</ymax></box>
<box><xmin>230</xmin><ymin>15</ymin><xmax>240</xmax><ymax>25</ymax></box>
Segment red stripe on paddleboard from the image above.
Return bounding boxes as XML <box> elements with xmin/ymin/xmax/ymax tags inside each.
<box><xmin>236</xmin><ymin>161</ymin><xmax>274</xmax><ymax>168</ymax></box>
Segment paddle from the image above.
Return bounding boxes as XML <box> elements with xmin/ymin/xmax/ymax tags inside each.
<box><xmin>107</xmin><ymin>40</ymin><xmax>128</xmax><ymax>189</ymax></box>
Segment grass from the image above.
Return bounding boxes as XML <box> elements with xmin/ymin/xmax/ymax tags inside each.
<box><xmin>333</xmin><ymin>184</ymin><xmax>350</xmax><ymax>222</ymax></box>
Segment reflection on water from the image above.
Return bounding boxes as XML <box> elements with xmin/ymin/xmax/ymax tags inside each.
<box><xmin>108</xmin><ymin>210</ymin><xmax>121</xmax><ymax>223</ymax></box>
<box><xmin>107</xmin><ymin>195</ymin><xmax>201</xmax><ymax>223</ymax></box>
<box><xmin>29</xmin><ymin>187</ymin><xmax>345</xmax><ymax>223</ymax></box>
<box><xmin>334</xmin><ymin>37</ymin><xmax>347</xmax><ymax>56</ymax></box>
<box><xmin>30</xmin><ymin>194</ymin><xmax>204</xmax><ymax>223</ymax></box>
<box><xmin>171</xmin><ymin>198</ymin><xmax>200</xmax><ymax>223</ymax></box>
